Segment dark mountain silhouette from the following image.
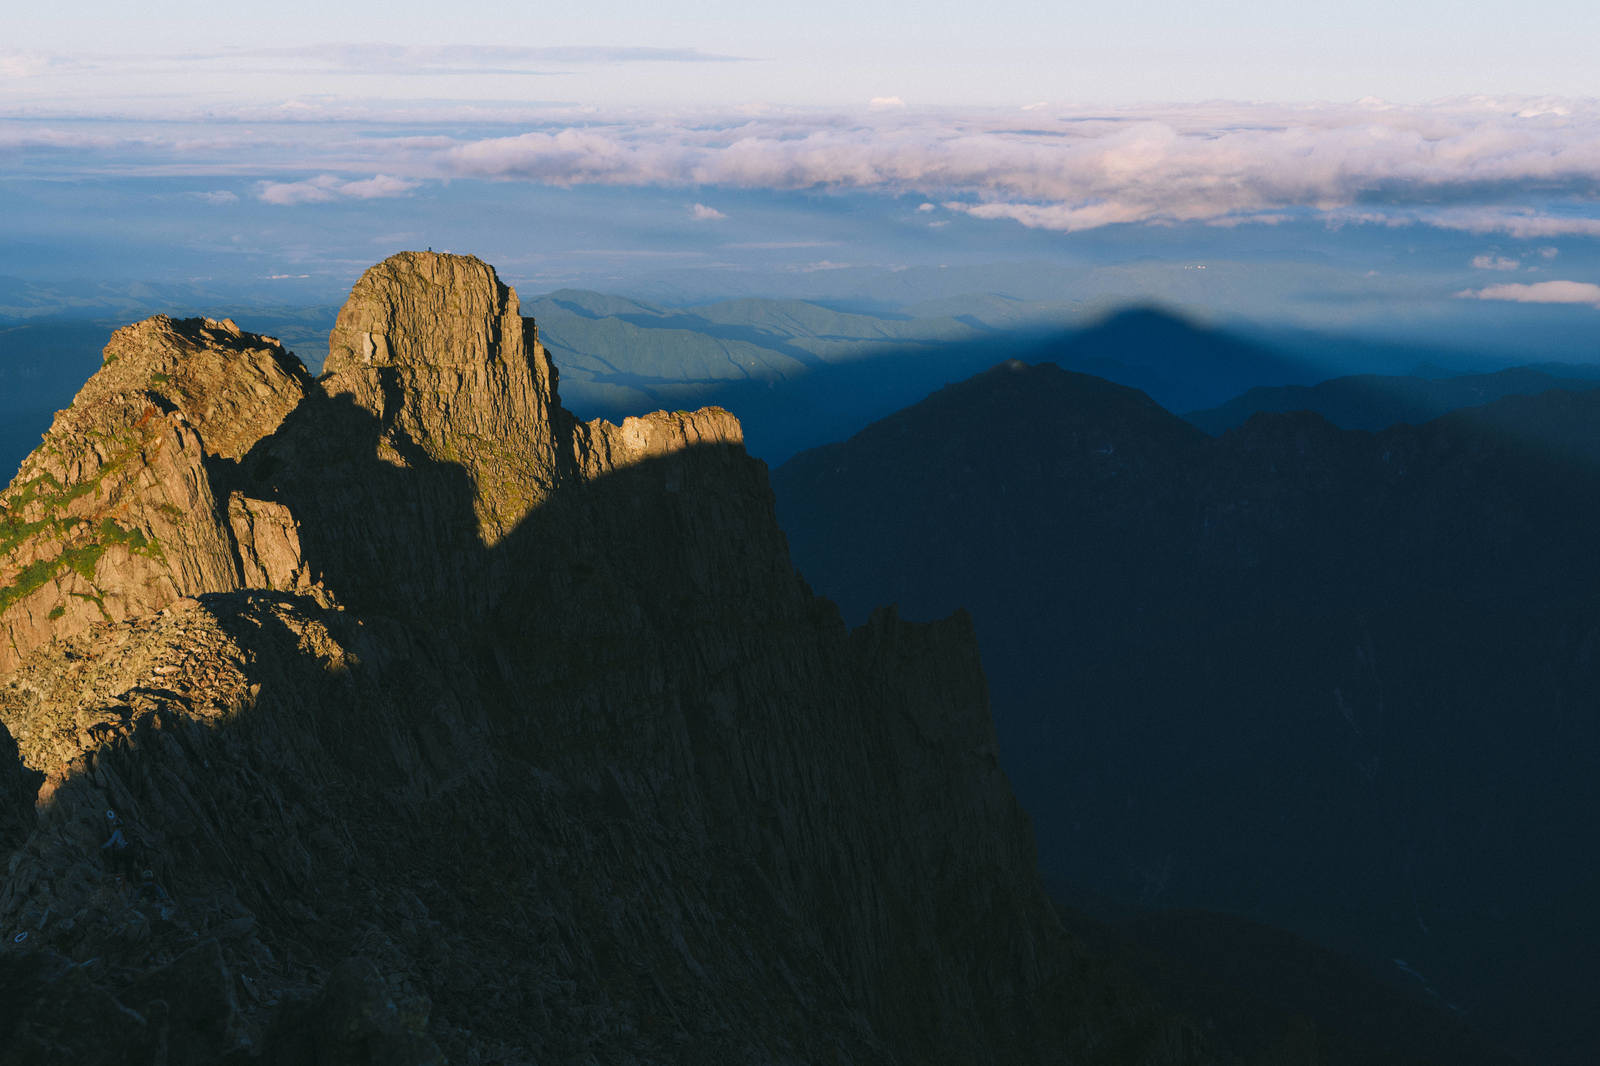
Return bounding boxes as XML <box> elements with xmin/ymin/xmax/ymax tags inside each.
<box><xmin>1188</xmin><ymin>365</ymin><xmax>1600</xmax><ymax>434</ymax></box>
<box><xmin>773</xmin><ymin>360</ymin><xmax>1600</xmax><ymax>1066</ymax></box>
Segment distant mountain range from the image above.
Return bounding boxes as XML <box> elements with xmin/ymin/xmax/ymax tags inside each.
<box><xmin>491</xmin><ymin>294</ymin><xmax>1600</xmax><ymax>461</ymax></box>
<box><xmin>772</xmin><ymin>361</ymin><xmax>1600</xmax><ymax>1066</ymax></box>
<box><xmin>9</xmin><ymin>286</ymin><xmax>1600</xmax><ymax>480</ymax></box>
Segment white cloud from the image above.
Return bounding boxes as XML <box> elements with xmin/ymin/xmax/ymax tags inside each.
<box><xmin>944</xmin><ymin>199</ymin><xmax>1149</xmax><ymax>233</ymax></box>
<box><xmin>258</xmin><ymin>174</ymin><xmax>416</xmax><ymax>206</ymax></box>
<box><xmin>1540</xmin><ymin>246</ymin><xmax>1560</xmax><ymax>259</ymax></box>
<box><xmin>259</xmin><ymin>176</ymin><xmax>342</xmax><ymax>205</ymax></box>
<box><xmin>16</xmin><ymin>97</ymin><xmax>1600</xmax><ymax>239</ymax></box>
<box><xmin>338</xmin><ymin>174</ymin><xmax>419</xmax><ymax>199</ymax></box>
<box><xmin>916</xmin><ymin>202</ymin><xmax>936</xmax><ymax>212</ymax></box>
<box><xmin>227</xmin><ymin>44</ymin><xmax>745</xmax><ymax>73</ymax></box>
<box><xmin>722</xmin><ymin>240</ymin><xmax>836</xmax><ymax>249</ymax></box>
<box><xmin>1457</xmin><ymin>280</ymin><xmax>1600</xmax><ymax>308</ymax></box>
<box><xmin>1470</xmin><ymin>254</ymin><xmax>1519</xmax><ymax>271</ymax></box>
<box><xmin>1</xmin><ymin>44</ymin><xmax>745</xmax><ymax>83</ymax></box>
<box><xmin>689</xmin><ymin>202</ymin><xmax>727</xmax><ymax>221</ymax></box>
<box><xmin>433</xmin><ymin>100</ymin><xmax>1600</xmax><ymax>236</ymax></box>
<box><xmin>0</xmin><ymin>51</ymin><xmax>79</xmax><ymax>78</ymax></box>
<box><xmin>193</xmin><ymin>190</ymin><xmax>239</xmax><ymax>205</ymax></box>
<box><xmin>1422</xmin><ymin>209</ymin><xmax>1600</xmax><ymax>239</ymax></box>
<box><xmin>868</xmin><ymin>97</ymin><xmax>907</xmax><ymax>110</ymax></box>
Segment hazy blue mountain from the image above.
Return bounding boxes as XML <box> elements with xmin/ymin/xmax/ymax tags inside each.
<box><xmin>1189</xmin><ymin>365</ymin><xmax>1600</xmax><ymax>434</ymax></box>
<box><xmin>773</xmin><ymin>362</ymin><xmax>1600</xmax><ymax>1066</ymax></box>
<box><xmin>1029</xmin><ymin>306</ymin><xmax>1332</xmax><ymax>411</ymax></box>
<box><xmin>0</xmin><ymin>322</ymin><xmax>110</xmax><ymax>412</ymax></box>
<box><xmin>899</xmin><ymin>292</ymin><xmax>1085</xmax><ymax>327</ymax></box>
<box><xmin>523</xmin><ymin>289</ymin><xmax>1065</xmax><ymax>460</ymax></box>
<box><xmin>0</xmin><ymin>273</ymin><xmax>339</xmax><ymax>325</ymax></box>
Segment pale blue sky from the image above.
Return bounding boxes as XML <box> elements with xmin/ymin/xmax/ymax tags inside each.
<box><xmin>5</xmin><ymin>0</ymin><xmax>1600</xmax><ymax>353</ymax></box>
<box><xmin>8</xmin><ymin>0</ymin><xmax>1600</xmax><ymax>107</ymax></box>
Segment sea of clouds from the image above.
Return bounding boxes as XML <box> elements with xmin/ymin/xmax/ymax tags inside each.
<box><xmin>7</xmin><ymin>44</ymin><xmax>1600</xmax><ymax>308</ymax></box>
<box><xmin>8</xmin><ymin>93</ymin><xmax>1600</xmax><ymax>240</ymax></box>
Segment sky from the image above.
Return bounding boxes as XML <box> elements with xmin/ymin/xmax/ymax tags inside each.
<box><xmin>9</xmin><ymin>0</ymin><xmax>1600</xmax><ymax>106</ymax></box>
<box><xmin>5</xmin><ymin>1</ymin><xmax>1600</xmax><ymax>365</ymax></box>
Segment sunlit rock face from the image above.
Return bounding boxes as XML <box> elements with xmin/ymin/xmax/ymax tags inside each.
<box><xmin>0</xmin><ymin>315</ymin><xmax>311</xmax><ymax>676</ymax></box>
<box><xmin>0</xmin><ymin>253</ymin><xmax>1194</xmax><ymax>1065</ymax></box>
<box><xmin>322</xmin><ymin>252</ymin><xmax>566</xmax><ymax>543</ymax></box>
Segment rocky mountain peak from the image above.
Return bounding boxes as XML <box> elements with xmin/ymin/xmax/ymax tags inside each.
<box><xmin>0</xmin><ymin>254</ymin><xmax>589</xmax><ymax>668</ymax></box>
<box><xmin>0</xmin><ymin>315</ymin><xmax>310</xmax><ymax>675</ymax></box>
<box><xmin>318</xmin><ymin>251</ymin><xmax>565</xmax><ymax>542</ymax></box>
<box><xmin>95</xmin><ymin>315</ymin><xmax>311</xmax><ymax>461</ymax></box>
<box><xmin>325</xmin><ymin>251</ymin><xmax>518</xmax><ymax>375</ymax></box>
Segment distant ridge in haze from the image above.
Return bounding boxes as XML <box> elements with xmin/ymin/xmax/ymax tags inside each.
<box><xmin>1030</xmin><ymin>306</ymin><xmax>1327</xmax><ymax>411</ymax></box>
<box><xmin>11</xmin><ymin>280</ymin><xmax>1596</xmax><ymax>479</ymax></box>
<box><xmin>1189</xmin><ymin>365</ymin><xmax>1600</xmax><ymax>434</ymax></box>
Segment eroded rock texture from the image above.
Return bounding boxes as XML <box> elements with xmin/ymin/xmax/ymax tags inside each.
<box><xmin>0</xmin><ymin>253</ymin><xmax>1196</xmax><ymax>1065</ymax></box>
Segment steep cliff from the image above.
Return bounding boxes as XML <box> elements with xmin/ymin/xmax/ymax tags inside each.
<box><xmin>0</xmin><ymin>254</ymin><xmax>1196</xmax><ymax>1064</ymax></box>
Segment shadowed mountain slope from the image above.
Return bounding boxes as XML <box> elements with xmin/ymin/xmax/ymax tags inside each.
<box><xmin>773</xmin><ymin>360</ymin><xmax>1600</xmax><ymax>1066</ymax></box>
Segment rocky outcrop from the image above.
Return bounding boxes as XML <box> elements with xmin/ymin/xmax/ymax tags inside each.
<box><xmin>0</xmin><ymin>254</ymin><xmax>1200</xmax><ymax>1064</ymax></box>
<box><xmin>0</xmin><ymin>316</ymin><xmax>310</xmax><ymax>675</ymax></box>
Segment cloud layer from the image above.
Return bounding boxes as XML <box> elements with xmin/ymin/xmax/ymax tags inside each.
<box><xmin>1458</xmin><ymin>280</ymin><xmax>1600</xmax><ymax>308</ymax></box>
<box><xmin>259</xmin><ymin>174</ymin><xmax>417</xmax><ymax>206</ymax></box>
<box><xmin>429</xmin><ymin>99</ymin><xmax>1600</xmax><ymax>236</ymax></box>
<box><xmin>9</xmin><ymin>97</ymin><xmax>1600</xmax><ymax>238</ymax></box>
<box><xmin>0</xmin><ymin>44</ymin><xmax>744</xmax><ymax>80</ymax></box>
<box><xmin>1470</xmin><ymin>255</ymin><xmax>1520</xmax><ymax>271</ymax></box>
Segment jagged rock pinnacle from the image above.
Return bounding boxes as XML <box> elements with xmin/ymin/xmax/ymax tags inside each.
<box><xmin>321</xmin><ymin>252</ymin><xmax>565</xmax><ymax>542</ymax></box>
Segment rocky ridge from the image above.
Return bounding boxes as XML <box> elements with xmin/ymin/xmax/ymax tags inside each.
<box><xmin>0</xmin><ymin>254</ymin><xmax>1198</xmax><ymax>1064</ymax></box>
